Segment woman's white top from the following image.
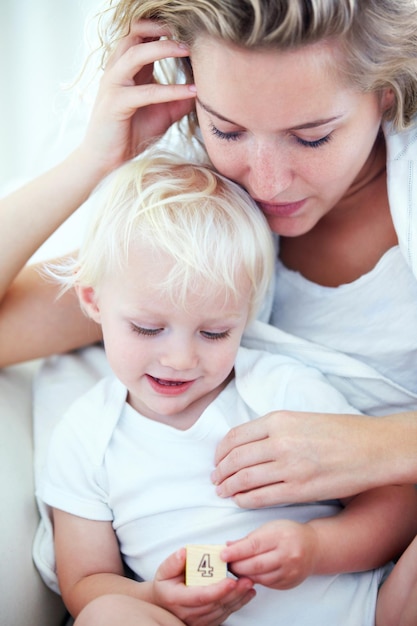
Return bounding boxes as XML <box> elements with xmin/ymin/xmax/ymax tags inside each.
<box><xmin>271</xmin><ymin>245</ymin><xmax>417</xmax><ymax>394</ymax></box>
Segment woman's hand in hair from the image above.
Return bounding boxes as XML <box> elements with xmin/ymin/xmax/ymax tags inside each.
<box><xmin>81</xmin><ymin>19</ymin><xmax>196</xmax><ymax>177</ymax></box>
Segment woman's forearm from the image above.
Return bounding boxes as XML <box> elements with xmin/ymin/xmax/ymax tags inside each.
<box><xmin>0</xmin><ymin>262</ymin><xmax>102</xmax><ymax>366</ymax></box>
<box><xmin>0</xmin><ymin>23</ymin><xmax>197</xmax><ymax>367</ymax></box>
<box><xmin>0</xmin><ymin>145</ymin><xmax>109</xmax><ymax>366</ymax></box>
<box><xmin>0</xmin><ymin>146</ymin><xmax>109</xmax><ymax>302</ymax></box>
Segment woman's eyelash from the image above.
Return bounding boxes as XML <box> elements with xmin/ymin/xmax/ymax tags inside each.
<box><xmin>201</xmin><ymin>330</ymin><xmax>231</xmax><ymax>340</ymax></box>
<box><xmin>131</xmin><ymin>325</ymin><xmax>162</xmax><ymax>337</ymax></box>
<box><xmin>296</xmin><ymin>133</ymin><xmax>333</xmax><ymax>149</ymax></box>
<box><xmin>210</xmin><ymin>124</ymin><xmax>241</xmax><ymax>142</ymax></box>
<box><xmin>210</xmin><ymin>122</ymin><xmax>332</xmax><ymax>149</ymax></box>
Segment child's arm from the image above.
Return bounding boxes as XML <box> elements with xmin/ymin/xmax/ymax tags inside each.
<box><xmin>221</xmin><ymin>484</ymin><xmax>417</xmax><ymax>589</ymax></box>
<box><xmin>376</xmin><ymin>534</ymin><xmax>417</xmax><ymax>626</ymax></box>
<box><xmin>53</xmin><ymin>508</ymin><xmax>255</xmax><ymax>625</ymax></box>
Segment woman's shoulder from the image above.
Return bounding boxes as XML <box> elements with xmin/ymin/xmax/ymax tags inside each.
<box><xmin>384</xmin><ymin>118</ymin><xmax>417</xmax><ymax>161</ymax></box>
<box><xmin>385</xmin><ymin>117</ymin><xmax>417</xmax><ymax>278</ymax></box>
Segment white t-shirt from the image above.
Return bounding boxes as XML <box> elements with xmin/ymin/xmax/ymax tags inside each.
<box><xmin>35</xmin><ymin>346</ymin><xmax>386</xmax><ymax>626</ymax></box>
<box><xmin>271</xmin><ymin>245</ymin><xmax>417</xmax><ymax>393</ymax></box>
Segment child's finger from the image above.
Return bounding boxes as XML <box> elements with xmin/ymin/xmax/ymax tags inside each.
<box><xmin>155</xmin><ymin>548</ymin><xmax>186</xmax><ymax>582</ymax></box>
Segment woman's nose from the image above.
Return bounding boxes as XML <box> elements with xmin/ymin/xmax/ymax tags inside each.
<box><xmin>246</xmin><ymin>145</ymin><xmax>293</xmax><ymax>201</ymax></box>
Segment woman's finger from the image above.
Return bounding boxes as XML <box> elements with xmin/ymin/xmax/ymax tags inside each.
<box><xmin>214</xmin><ymin>418</ymin><xmax>270</xmax><ymax>466</ymax></box>
<box><xmin>105</xmin><ymin>38</ymin><xmax>191</xmax><ymax>88</ymax></box>
<box><xmin>104</xmin><ymin>18</ymin><xmax>176</xmax><ymax>68</ymax></box>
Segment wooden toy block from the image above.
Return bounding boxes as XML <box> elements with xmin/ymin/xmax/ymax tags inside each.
<box><xmin>185</xmin><ymin>544</ymin><xmax>227</xmax><ymax>586</ymax></box>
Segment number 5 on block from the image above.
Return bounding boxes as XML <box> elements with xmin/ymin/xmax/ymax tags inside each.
<box><xmin>185</xmin><ymin>544</ymin><xmax>228</xmax><ymax>586</ymax></box>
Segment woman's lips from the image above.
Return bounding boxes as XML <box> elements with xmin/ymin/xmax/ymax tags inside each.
<box><xmin>146</xmin><ymin>374</ymin><xmax>195</xmax><ymax>396</ymax></box>
<box><xmin>257</xmin><ymin>199</ymin><xmax>306</xmax><ymax>218</ymax></box>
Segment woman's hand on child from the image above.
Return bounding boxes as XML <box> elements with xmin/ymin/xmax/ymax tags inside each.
<box><xmin>80</xmin><ymin>19</ymin><xmax>196</xmax><ymax>177</ymax></box>
<box><xmin>212</xmin><ymin>410</ymin><xmax>382</xmax><ymax>506</ymax></box>
<box><xmin>222</xmin><ymin>520</ymin><xmax>318</xmax><ymax>590</ymax></box>
<box><xmin>152</xmin><ymin>547</ymin><xmax>256</xmax><ymax>626</ymax></box>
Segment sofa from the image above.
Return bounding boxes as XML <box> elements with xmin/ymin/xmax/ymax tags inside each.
<box><xmin>0</xmin><ymin>359</ymin><xmax>68</xmax><ymax>626</ymax></box>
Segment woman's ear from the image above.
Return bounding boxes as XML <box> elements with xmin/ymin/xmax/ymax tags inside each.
<box><xmin>380</xmin><ymin>87</ymin><xmax>395</xmax><ymax>113</ymax></box>
<box><xmin>76</xmin><ymin>285</ymin><xmax>102</xmax><ymax>324</ymax></box>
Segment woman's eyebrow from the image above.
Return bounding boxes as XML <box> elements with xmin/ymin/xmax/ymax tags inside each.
<box><xmin>196</xmin><ymin>96</ymin><xmax>343</xmax><ymax>130</ymax></box>
<box><xmin>287</xmin><ymin>116</ymin><xmax>343</xmax><ymax>131</ymax></box>
<box><xmin>196</xmin><ymin>97</ymin><xmax>236</xmax><ymax>124</ymax></box>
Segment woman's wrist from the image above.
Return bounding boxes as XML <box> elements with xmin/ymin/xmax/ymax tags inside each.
<box><xmin>64</xmin><ymin>144</ymin><xmax>116</xmax><ymax>197</ymax></box>
<box><xmin>372</xmin><ymin>412</ymin><xmax>417</xmax><ymax>485</ymax></box>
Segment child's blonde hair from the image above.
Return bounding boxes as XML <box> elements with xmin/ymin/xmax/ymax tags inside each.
<box><xmin>50</xmin><ymin>150</ymin><xmax>275</xmax><ymax>321</ymax></box>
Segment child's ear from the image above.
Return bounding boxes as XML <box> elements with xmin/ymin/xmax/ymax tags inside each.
<box><xmin>76</xmin><ymin>285</ymin><xmax>102</xmax><ymax>324</ymax></box>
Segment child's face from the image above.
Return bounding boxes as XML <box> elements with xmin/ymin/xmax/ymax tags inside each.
<box><xmin>78</xmin><ymin>246</ymin><xmax>251</xmax><ymax>430</ymax></box>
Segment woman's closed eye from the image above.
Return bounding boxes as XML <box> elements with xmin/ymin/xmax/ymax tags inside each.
<box><xmin>210</xmin><ymin>122</ymin><xmax>333</xmax><ymax>149</ymax></box>
<box><xmin>209</xmin><ymin>123</ymin><xmax>242</xmax><ymax>142</ymax></box>
<box><xmin>295</xmin><ymin>132</ymin><xmax>333</xmax><ymax>149</ymax></box>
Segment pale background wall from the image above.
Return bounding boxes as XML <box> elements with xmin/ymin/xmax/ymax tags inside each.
<box><xmin>0</xmin><ymin>0</ymin><xmax>104</xmax><ymax>260</ymax></box>
<box><xmin>0</xmin><ymin>0</ymin><xmax>102</xmax><ymax>187</ymax></box>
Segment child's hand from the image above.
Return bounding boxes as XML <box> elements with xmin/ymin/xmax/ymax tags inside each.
<box><xmin>80</xmin><ymin>19</ymin><xmax>196</xmax><ymax>177</ymax></box>
<box><xmin>222</xmin><ymin>520</ymin><xmax>319</xmax><ymax>590</ymax></box>
<box><xmin>152</xmin><ymin>548</ymin><xmax>256</xmax><ymax>626</ymax></box>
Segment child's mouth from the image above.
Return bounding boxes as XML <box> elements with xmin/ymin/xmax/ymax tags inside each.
<box><xmin>146</xmin><ymin>375</ymin><xmax>195</xmax><ymax>395</ymax></box>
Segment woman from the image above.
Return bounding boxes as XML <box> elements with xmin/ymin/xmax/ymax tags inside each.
<box><xmin>2</xmin><ymin>1</ymin><xmax>417</xmax><ymax>623</ymax></box>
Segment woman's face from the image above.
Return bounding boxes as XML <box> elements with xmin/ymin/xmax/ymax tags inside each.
<box><xmin>191</xmin><ymin>37</ymin><xmax>390</xmax><ymax>237</ymax></box>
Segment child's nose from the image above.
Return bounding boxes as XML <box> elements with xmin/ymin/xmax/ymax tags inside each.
<box><xmin>159</xmin><ymin>336</ymin><xmax>198</xmax><ymax>371</ymax></box>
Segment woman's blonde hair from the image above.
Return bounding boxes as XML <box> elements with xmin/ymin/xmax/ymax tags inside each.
<box><xmin>49</xmin><ymin>150</ymin><xmax>275</xmax><ymax>321</ymax></box>
<box><xmin>98</xmin><ymin>0</ymin><xmax>417</xmax><ymax>130</ymax></box>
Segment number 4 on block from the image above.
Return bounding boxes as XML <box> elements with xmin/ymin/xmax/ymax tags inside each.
<box><xmin>185</xmin><ymin>544</ymin><xmax>228</xmax><ymax>586</ymax></box>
